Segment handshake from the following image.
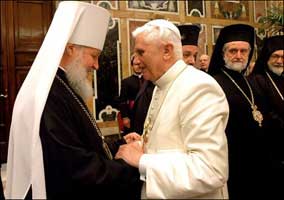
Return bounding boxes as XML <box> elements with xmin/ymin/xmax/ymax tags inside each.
<box><xmin>115</xmin><ymin>132</ymin><xmax>144</xmax><ymax>168</ymax></box>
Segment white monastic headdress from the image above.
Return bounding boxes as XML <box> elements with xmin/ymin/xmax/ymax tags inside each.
<box><xmin>6</xmin><ymin>1</ymin><xmax>110</xmax><ymax>199</ymax></box>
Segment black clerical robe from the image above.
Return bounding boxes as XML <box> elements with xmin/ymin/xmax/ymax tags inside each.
<box><xmin>249</xmin><ymin>71</ymin><xmax>284</xmax><ymax>198</ymax></box>
<box><xmin>131</xmin><ymin>80</ymin><xmax>154</xmax><ymax>135</ymax></box>
<box><xmin>40</xmin><ymin>69</ymin><xmax>141</xmax><ymax>199</ymax></box>
<box><xmin>117</xmin><ymin>74</ymin><xmax>143</xmax><ymax>133</ymax></box>
<box><xmin>119</xmin><ymin>75</ymin><xmax>142</xmax><ymax>117</ymax></box>
<box><xmin>212</xmin><ymin>67</ymin><xmax>270</xmax><ymax>199</ymax></box>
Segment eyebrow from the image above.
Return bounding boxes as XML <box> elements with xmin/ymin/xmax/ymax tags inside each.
<box><xmin>135</xmin><ymin>48</ymin><xmax>144</xmax><ymax>55</ymax></box>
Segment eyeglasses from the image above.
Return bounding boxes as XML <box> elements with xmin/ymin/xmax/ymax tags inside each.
<box><xmin>226</xmin><ymin>48</ymin><xmax>250</xmax><ymax>56</ymax></box>
<box><xmin>270</xmin><ymin>54</ymin><xmax>284</xmax><ymax>60</ymax></box>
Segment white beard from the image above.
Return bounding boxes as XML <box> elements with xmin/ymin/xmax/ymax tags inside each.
<box><xmin>224</xmin><ymin>56</ymin><xmax>248</xmax><ymax>72</ymax></box>
<box><xmin>268</xmin><ymin>63</ymin><xmax>284</xmax><ymax>76</ymax></box>
<box><xmin>65</xmin><ymin>55</ymin><xmax>93</xmax><ymax>102</ymax></box>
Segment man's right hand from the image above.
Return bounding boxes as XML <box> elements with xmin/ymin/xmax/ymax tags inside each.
<box><xmin>124</xmin><ymin>132</ymin><xmax>141</xmax><ymax>143</ymax></box>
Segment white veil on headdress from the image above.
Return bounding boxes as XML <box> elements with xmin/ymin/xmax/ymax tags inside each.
<box><xmin>5</xmin><ymin>1</ymin><xmax>110</xmax><ymax>199</ymax></box>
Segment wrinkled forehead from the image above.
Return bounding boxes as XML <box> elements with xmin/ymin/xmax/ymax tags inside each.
<box><xmin>224</xmin><ymin>41</ymin><xmax>250</xmax><ymax>49</ymax></box>
<box><xmin>200</xmin><ymin>55</ymin><xmax>209</xmax><ymax>60</ymax></box>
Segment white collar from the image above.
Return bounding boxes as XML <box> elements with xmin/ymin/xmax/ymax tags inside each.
<box><xmin>155</xmin><ymin>60</ymin><xmax>186</xmax><ymax>89</ymax></box>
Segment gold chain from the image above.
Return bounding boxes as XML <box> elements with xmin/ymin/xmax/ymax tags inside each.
<box><xmin>222</xmin><ymin>69</ymin><xmax>254</xmax><ymax>105</ymax></box>
<box><xmin>56</xmin><ymin>75</ymin><xmax>113</xmax><ymax>160</ymax></box>
<box><xmin>221</xmin><ymin>69</ymin><xmax>263</xmax><ymax>127</ymax></box>
<box><xmin>265</xmin><ymin>71</ymin><xmax>284</xmax><ymax>101</ymax></box>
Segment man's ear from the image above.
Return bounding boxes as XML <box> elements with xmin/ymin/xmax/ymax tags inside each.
<box><xmin>66</xmin><ymin>43</ymin><xmax>75</xmax><ymax>56</ymax></box>
<box><xmin>163</xmin><ymin>43</ymin><xmax>174</xmax><ymax>60</ymax></box>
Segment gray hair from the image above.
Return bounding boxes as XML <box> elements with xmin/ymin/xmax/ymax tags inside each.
<box><xmin>132</xmin><ymin>20</ymin><xmax>183</xmax><ymax>59</ymax></box>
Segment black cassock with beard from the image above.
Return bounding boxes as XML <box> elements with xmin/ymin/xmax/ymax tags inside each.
<box><xmin>208</xmin><ymin>24</ymin><xmax>273</xmax><ymax>199</ymax></box>
<box><xmin>39</xmin><ymin>68</ymin><xmax>142</xmax><ymax>199</ymax></box>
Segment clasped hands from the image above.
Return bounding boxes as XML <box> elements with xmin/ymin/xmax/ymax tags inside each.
<box><xmin>115</xmin><ymin>132</ymin><xmax>144</xmax><ymax>168</ymax></box>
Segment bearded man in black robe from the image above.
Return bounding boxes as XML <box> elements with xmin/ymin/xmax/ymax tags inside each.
<box><xmin>208</xmin><ymin>24</ymin><xmax>271</xmax><ymax>199</ymax></box>
<box><xmin>6</xmin><ymin>1</ymin><xmax>141</xmax><ymax>199</ymax></box>
<box><xmin>249</xmin><ymin>35</ymin><xmax>284</xmax><ymax>198</ymax></box>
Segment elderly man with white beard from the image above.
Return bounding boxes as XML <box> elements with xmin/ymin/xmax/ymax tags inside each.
<box><xmin>208</xmin><ymin>24</ymin><xmax>271</xmax><ymax>199</ymax></box>
<box><xmin>6</xmin><ymin>1</ymin><xmax>141</xmax><ymax>200</ymax></box>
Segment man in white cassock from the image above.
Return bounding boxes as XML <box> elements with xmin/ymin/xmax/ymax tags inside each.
<box><xmin>115</xmin><ymin>19</ymin><xmax>229</xmax><ymax>199</ymax></box>
<box><xmin>6</xmin><ymin>1</ymin><xmax>141</xmax><ymax>199</ymax></box>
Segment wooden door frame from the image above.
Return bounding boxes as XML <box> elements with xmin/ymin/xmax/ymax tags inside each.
<box><xmin>0</xmin><ymin>1</ymin><xmax>56</xmax><ymax>163</ymax></box>
<box><xmin>0</xmin><ymin>1</ymin><xmax>14</xmax><ymax>164</ymax></box>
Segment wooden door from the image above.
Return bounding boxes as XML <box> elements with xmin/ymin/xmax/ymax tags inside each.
<box><xmin>0</xmin><ymin>0</ymin><xmax>54</xmax><ymax>163</ymax></box>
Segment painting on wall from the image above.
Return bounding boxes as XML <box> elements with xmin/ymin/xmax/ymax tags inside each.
<box><xmin>211</xmin><ymin>1</ymin><xmax>249</xmax><ymax>21</ymax></box>
<box><xmin>254</xmin><ymin>0</ymin><xmax>266</xmax><ymax>23</ymax></box>
<box><xmin>194</xmin><ymin>24</ymin><xmax>207</xmax><ymax>67</ymax></box>
<box><xmin>267</xmin><ymin>0</ymin><xmax>283</xmax><ymax>9</ymax></box>
<box><xmin>254</xmin><ymin>1</ymin><xmax>267</xmax><ymax>40</ymax></box>
<box><xmin>94</xmin><ymin>18</ymin><xmax>121</xmax><ymax>119</ymax></box>
<box><xmin>198</xmin><ymin>24</ymin><xmax>207</xmax><ymax>54</ymax></box>
<box><xmin>212</xmin><ymin>25</ymin><xmax>223</xmax><ymax>45</ymax></box>
<box><xmin>127</xmin><ymin>0</ymin><xmax>178</xmax><ymax>13</ymax></box>
<box><xmin>186</xmin><ymin>0</ymin><xmax>205</xmax><ymax>17</ymax></box>
<box><xmin>92</xmin><ymin>0</ymin><xmax>118</xmax><ymax>10</ymax></box>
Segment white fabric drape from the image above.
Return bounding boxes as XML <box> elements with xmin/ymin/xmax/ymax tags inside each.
<box><xmin>6</xmin><ymin>4</ymin><xmax>86</xmax><ymax>199</ymax></box>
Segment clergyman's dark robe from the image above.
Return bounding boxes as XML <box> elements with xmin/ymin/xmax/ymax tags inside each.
<box><xmin>131</xmin><ymin>80</ymin><xmax>154</xmax><ymax>135</ymax></box>
<box><xmin>212</xmin><ymin>67</ymin><xmax>270</xmax><ymax>199</ymax></box>
<box><xmin>116</xmin><ymin>74</ymin><xmax>143</xmax><ymax>133</ymax></box>
<box><xmin>40</xmin><ymin>69</ymin><xmax>141</xmax><ymax>200</ymax></box>
<box><xmin>118</xmin><ymin>74</ymin><xmax>142</xmax><ymax>118</ymax></box>
<box><xmin>249</xmin><ymin>70</ymin><xmax>284</xmax><ymax>198</ymax></box>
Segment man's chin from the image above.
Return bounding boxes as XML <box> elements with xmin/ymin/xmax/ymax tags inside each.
<box><xmin>230</xmin><ymin>63</ymin><xmax>246</xmax><ymax>71</ymax></box>
<box><xmin>142</xmin><ymin>74</ymin><xmax>151</xmax><ymax>81</ymax></box>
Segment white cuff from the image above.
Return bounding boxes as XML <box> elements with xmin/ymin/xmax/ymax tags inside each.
<box><xmin>138</xmin><ymin>154</ymin><xmax>148</xmax><ymax>181</ymax></box>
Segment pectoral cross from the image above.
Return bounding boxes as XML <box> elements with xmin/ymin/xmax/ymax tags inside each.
<box><xmin>251</xmin><ymin>105</ymin><xmax>263</xmax><ymax>127</ymax></box>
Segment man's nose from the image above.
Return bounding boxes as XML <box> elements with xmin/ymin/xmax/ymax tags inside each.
<box><xmin>133</xmin><ymin>56</ymin><xmax>141</xmax><ymax>65</ymax></box>
<box><xmin>235</xmin><ymin>51</ymin><xmax>242</xmax><ymax>58</ymax></box>
<box><xmin>92</xmin><ymin>58</ymin><xmax>99</xmax><ymax>70</ymax></box>
<box><xmin>188</xmin><ymin>57</ymin><xmax>195</xmax><ymax>65</ymax></box>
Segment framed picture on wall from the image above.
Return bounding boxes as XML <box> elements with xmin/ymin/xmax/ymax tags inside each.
<box><xmin>211</xmin><ymin>1</ymin><xmax>249</xmax><ymax>21</ymax></box>
<box><xmin>186</xmin><ymin>0</ymin><xmax>205</xmax><ymax>17</ymax></box>
<box><xmin>212</xmin><ymin>25</ymin><xmax>223</xmax><ymax>45</ymax></box>
<box><xmin>92</xmin><ymin>0</ymin><xmax>118</xmax><ymax>10</ymax></box>
<box><xmin>127</xmin><ymin>0</ymin><xmax>178</xmax><ymax>13</ymax></box>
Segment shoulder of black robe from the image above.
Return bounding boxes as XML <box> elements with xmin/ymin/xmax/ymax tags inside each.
<box><xmin>118</xmin><ymin>75</ymin><xmax>140</xmax><ymax>118</ymax></box>
<box><xmin>40</xmin><ymin>69</ymin><xmax>141</xmax><ymax>199</ymax></box>
<box><xmin>131</xmin><ymin>81</ymin><xmax>155</xmax><ymax>135</ymax></box>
